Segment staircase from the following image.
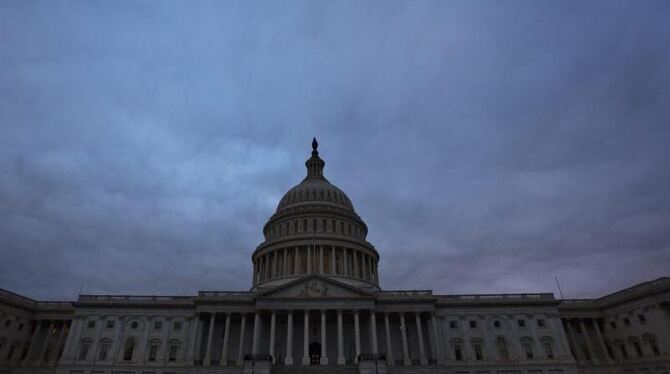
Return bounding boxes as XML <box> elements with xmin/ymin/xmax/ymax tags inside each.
<box><xmin>272</xmin><ymin>365</ymin><xmax>359</xmax><ymax>374</ymax></box>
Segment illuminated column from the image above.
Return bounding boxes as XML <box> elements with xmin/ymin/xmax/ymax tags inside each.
<box><xmin>285</xmin><ymin>311</ymin><xmax>294</xmax><ymax>365</ymax></box>
<box><xmin>415</xmin><ymin>313</ymin><xmax>426</xmax><ymax>365</ymax></box>
<box><xmin>337</xmin><ymin>310</ymin><xmax>345</xmax><ymax>365</ymax></box>
<box><xmin>252</xmin><ymin>312</ymin><xmax>261</xmax><ymax>355</ymax></box>
<box><xmin>400</xmin><ymin>314</ymin><xmax>411</xmax><ymax>365</ymax></box>
<box><xmin>354</xmin><ymin>311</ymin><xmax>361</xmax><ymax>362</ymax></box>
<box><xmin>220</xmin><ymin>313</ymin><xmax>231</xmax><ymax>366</ymax></box>
<box><xmin>203</xmin><ymin>314</ymin><xmax>216</xmax><ymax>366</ymax></box>
<box><xmin>269</xmin><ymin>311</ymin><xmax>276</xmax><ymax>363</ymax></box>
<box><xmin>384</xmin><ymin>313</ymin><xmax>394</xmax><ymax>366</ymax></box>
<box><xmin>236</xmin><ymin>314</ymin><xmax>246</xmax><ymax>366</ymax></box>
<box><xmin>370</xmin><ymin>311</ymin><xmax>379</xmax><ymax>355</ymax></box>
<box><xmin>302</xmin><ymin>310</ymin><xmax>310</xmax><ymax>365</ymax></box>
<box><xmin>320</xmin><ymin>310</ymin><xmax>328</xmax><ymax>365</ymax></box>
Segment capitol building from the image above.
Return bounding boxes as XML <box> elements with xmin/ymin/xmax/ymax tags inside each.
<box><xmin>1</xmin><ymin>139</ymin><xmax>669</xmax><ymax>374</ymax></box>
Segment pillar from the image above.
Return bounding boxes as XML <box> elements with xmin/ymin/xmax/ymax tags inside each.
<box><xmin>186</xmin><ymin>315</ymin><xmax>199</xmax><ymax>363</ymax></box>
<box><xmin>362</xmin><ymin>255</ymin><xmax>368</xmax><ymax>280</ymax></box>
<box><xmin>269</xmin><ymin>311</ymin><xmax>277</xmax><ymax>363</ymax></box>
<box><xmin>236</xmin><ymin>314</ymin><xmax>246</xmax><ymax>366</ymax></box>
<box><xmin>337</xmin><ymin>310</ymin><xmax>345</xmax><ymax>365</ymax></box>
<box><xmin>415</xmin><ymin>313</ymin><xmax>427</xmax><ymax>365</ymax></box>
<box><xmin>285</xmin><ymin>311</ymin><xmax>294</xmax><ymax>365</ymax></box>
<box><xmin>51</xmin><ymin>322</ymin><xmax>67</xmax><ymax>365</ymax></box>
<box><xmin>61</xmin><ymin>318</ymin><xmax>81</xmax><ymax>361</ymax></box>
<box><xmin>431</xmin><ymin>314</ymin><xmax>445</xmax><ymax>364</ymax></box>
<box><xmin>331</xmin><ymin>247</ymin><xmax>336</xmax><ymax>274</ymax></box>
<box><xmin>353</xmin><ymin>250</ymin><xmax>359</xmax><ymax>278</ymax></box>
<box><xmin>384</xmin><ymin>313</ymin><xmax>394</xmax><ymax>366</ymax></box>
<box><xmin>565</xmin><ymin>319</ymin><xmax>581</xmax><ymax>363</ymax></box>
<box><xmin>203</xmin><ymin>314</ymin><xmax>216</xmax><ymax>366</ymax></box>
<box><xmin>252</xmin><ymin>312</ymin><xmax>261</xmax><ymax>355</ymax></box>
<box><xmin>320</xmin><ymin>310</ymin><xmax>328</xmax><ymax>365</ymax></box>
<box><xmin>343</xmin><ymin>248</ymin><xmax>349</xmax><ymax>276</ymax></box>
<box><xmin>593</xmin><ymin>319</ymin><xmax>612</xmax><ymax>365</ymax></box>
<box><xmin>302</xmin><ymin>310</ymin><xmax>310</xmax><ymax>365</ymax></box>
<box><xmin>37</xmin><ymin>320</ymin><xmax>55</xmax><ymax>364</ymax></box>
<box><xmin>579</xmin><ymin>319</ymin><xmax>598</xmax><ymax>364</ymax></box>
<box><xmin>24</xmin><ymin>320</ymin><xmax>42</xmax><ymax>364</ymax></box>
<box><xmin>307</xmin><ymin>246</ymin><xmax>312</xmax><ymax>273</ymax></box>
<box><xmin>283</xmin><ymin>248</ymin><xmax>288</xmax><ymax>276</ymax></box>
<box><xmin>220</xmin><ymin>313</ymin><xmax>231</xmax><ymax>366</ymax></box>
<box><xmin>354</xmin><ymin>311</ymin><xmax>361</xmax><ymax>363</ymax></box>
<box><xmin>370</xmin><ymin>311</ymin><xmax>379</xmax><ymax>355</ymax></box>
<box><xmin>319</xmin><ymin>245</ymin><xmax>324</xmax><ymax>274</ymax></box>
<box><xmin>400</xmin><ymin>314</ymin><xmax>411</xmax><ymax>365</ymax></box>
<box><xmin>293</xmin><ymin>247</ymin><xmax>299</xmax><ymax>275</ymax></box>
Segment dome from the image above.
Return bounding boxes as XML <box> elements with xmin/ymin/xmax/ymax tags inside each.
<box><xmin>276</xmin><ymin>178</ymin><xmax>354</xmax><ymax>212</ymax></box>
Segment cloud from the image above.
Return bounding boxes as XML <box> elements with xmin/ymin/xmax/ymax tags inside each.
<box><xmin>1</xmin><ymin>0</ymin><xmax>669</xmax><ymax>300</ymax></box>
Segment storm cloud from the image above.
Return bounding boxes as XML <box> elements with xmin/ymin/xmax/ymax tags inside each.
<box><xmin>1</xmin><ymin>1</ymin><xmax>669</xmax><ymax>300</ymax></box>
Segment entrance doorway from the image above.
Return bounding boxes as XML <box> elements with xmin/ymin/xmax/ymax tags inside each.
<box><xmin>309</xmin><ymin>342</ymin><xmax>321</xmax><ymax>365</ymax></box>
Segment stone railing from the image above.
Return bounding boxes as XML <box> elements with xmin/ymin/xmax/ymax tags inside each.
<box><xmin>77</xmin><ymin>295</ymin><xmax>192</xmax><ymax>304</ymax></box>
<box><xmin>198</xmin><ymin>291</ymin><xmax>253</xmax><ymax>299</ymax></box>
<box><xmin>439</xmin><ymin>293</ymin><xmax>555</xmax><ymax>304</ymax></box>
<box><xmin>379</xmin><ymin>290</ymin><xmax>433</xmax><ymax>296</ymax></box>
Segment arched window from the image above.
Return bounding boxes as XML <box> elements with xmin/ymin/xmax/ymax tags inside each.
<box><xmin>123</xmin><ymin>338</ymin><xmax>135</xmax><ymax>361</ymax></box>
<box><xmin>147</xmin><ymin>339</ymin><xmax>160</xmax><ymax>361</ymax></box>
<box><xmin>540</xmin><ymin>337</ymin><xmax>554</xmax><ymax>359</ymax></box>
<box><xmin>97</xmin><ymin>338</ymin><xmax>112</xmax><ymax>361</ymax></box>
<box><xmin>496</xmin><ymin>337</ymin><xmax>509</xmax><ymax>360</ymax></box>
<box><xmin>168</xmin><ymin>339</ymin><xmax>181</xmax><ymax>362</ymax></box>
<box><xmin>521</xmin><ymin>337</ymin><xmax>534</xmax><ymax>359</ymax></box>
<box><xmin>471</xmin><ymin>339</ymin><xmax>484</xmax><ymax>360</ymax></box>
<box><xmin>644</xmin><ymin>334</ymin><xmax>660</xmax><ymax>356</ymax></box>
<box><xmin>78</xmin><ymin>339</ymin><xmax>92</xmax><ymax>361</ymax></box>
<box><xmin>450</xmin><ymin>339</ymin><xmax>464</xmax><ymax>361</ymax></box>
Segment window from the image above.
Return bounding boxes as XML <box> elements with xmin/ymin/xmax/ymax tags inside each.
<box><xmin>303</xmin><ymin>219</ymin><xmax>307</xmax><ymax>232</ymax></box>
<box><xmin>619</xmin><ymin>344</ymin><xmax>628</xmax><ymax>359</ymax></box>
<box><xmin>537</xmin><ymin>319</ymin><xmax>545</xmax><ymax>328</ymax></box>
<box><xmin>518</xmin><ymin>319</ymin><xmax>526</xmax><ymax>327</ymax></box>
<box><xmin>606</xmin><ymin>344</ymin><xmax>615</xmax><ymax>360</ymax></box>
<box><xmin>98</xmin><ymin>343</ymin><xmax>109</xmax><ymax>361</ymax></box>
<box><xmin>168</xmin><ymin>344</ymin><xmax>178</xmax><ymax>361</ymax></box>
<box><xmin>348</xmin><ymin>223</ymin><xmax>352</xmax><ymax>234</ymax></box>
<box><xmin>474</xmin><ymin>344</ymin><xmax>483</xmax><ymax>360</ymax></box>
<box><xmin>648</xmin><ymin>338</ymin><xmax>660</xmax><ymax>356</ymax></box>
<box><xmin>340</xmin><ymin>221</ymin><xmax>344</xmax><ymax>233</ymax></box>
<box><xmin>494</xmin><ymin>320</ymin><xmax>501</xmax><ymax>328</ymax></box>
<box><xmin>542</xmin><ymin>342</ymin><xmax>554</xmax><ymax>359</ymax></box>
<box><xmin>313</xmin><ymin>219</ymin><xmax>317</xmax><ymax>232</ymax></box>
<box><xmin>610</xmin><ymin>321</ymin><xmax>617</xmax><ymax>329</ymax></box>
<box><xmin>78</xmin><ymin>342</ymin><xmax>90</xmax><ymax>360</ymax></box>
<box><xmin>123</xmin><ymin>339</ymin><xmax>135</xmax><ymax>361</ymax></box>
<box><xmin>469</xmin><ymin>320</ymin><xmax>477</xmax><ymax>328</ymax></box>
<box><xmin>106</xmin><ymin>320</ymin><xmax>114</xmax><ymax>329</ymax></box>
<box><xmin>454</xmin><ymin>344</ymin><xmax>463</xmax><ymax>361</ymax></box>
<box><xmin>633</xmin><ymin>341</ymin><xmax>643</xmax><ymax>357</ymax></box>
<box><xmin>497</xmin><ymin>337</ymin><xmax>509</xmax><ymax>360</ymax></box>
<box><xmin>4</xmin><ymin>320</ymin><xmax>11</xmax><ymax>328</ymax></box>
<box><xmin>148</xmin><ymin>343</ymin><xmax>158</xmax><ymax>361</ymax></box>
<box><xmin>623</xmin><ymin>318</ymin><xmax>631</xmax><ymax>326</ymax></box>
<box><xmin>87</xmin><ymin>320</ymin><xmax>95</xmax><ymax>329</ymax></box>
<box><xmin>154</xmin><ymin>321</ymin><xmax>162</xmax><ymax>330</ymax></box>
<box><xmin>322</xmin><ymin>219</ymin><xmax>327</xmax><ymax>231</ymax></box>
<box><xmin>130</xmin><ymin>321</ymin><xmax>138</xmax><ymax>330</ymax></box>
<box><xmin>522</xmin><ymin>340</ymin><xmax>534</xmax><ymax>359</ymax></box>
<box><xmin>638</xmin><ymin>314</ymin><xmax>647</xmax><ymax>323</ymax></box>
<box><xmin>173</xmin><ymin>321</ymin><xmax>182</xmax><ymax>330</ymax></box>
<box><xmin>17</xmin><ymin>323</ymin><xmax>24</xmax><ymax>331</ymax></box>
<box><xmin>449</xmin><ymin>321</ymin><xmax>458</xmax><ymax>329</ymax></box>
<box><xmin>7</xmin><ymin>345</ymin><xmax>15</xmax><ymax>361</ymax></box>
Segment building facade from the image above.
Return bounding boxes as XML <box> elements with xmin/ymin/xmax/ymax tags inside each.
<box><xmin>1</xmin><ymin>139</ymin><xmax>669</xmax><ymax>374</ymax></box>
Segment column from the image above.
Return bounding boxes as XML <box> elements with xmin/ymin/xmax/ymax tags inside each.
<box><xmin>354</xmin><ymin>311</ymin><xmax>361</xmax><ymax>363</ymax></box>
<box><xmin>293</xmin><ymin>247</ymin><xmax>299</xmax><ymax>275</ymax></box>
<box><xmin>319</xmin><ymin>245</ymin><xmax>324</xmax><ymax>274</ymax></box>
<box><xmin>431</xmin><ymin>314</ymin><xmax>445</xmax><ymax>364</ymax></box>
<box><xmin>140</xmin><ymin>316</ymin><xmax>152</xmax><ymax>364</ymax></box>
<box><xmin>220</xmin><ymin>313</ymin><xmax>231</xmax><ymax>366</ymax></box>
<box><xmin>37</xmin><ymin>320</ymin><xmax>55</xmax><ymax>364</ymax></box>
<box><xmin>384</xmin><ymin>313</ymin><xmax>394</xmax><ymax>366</ymax></box>
<box><xmin>252</xmin><ymin>312</ymin><xmax>261</xmax><ymax>355</ymax></box>
<box><xmin>362</xmin><ymin>255</ymin><xmax>368</xmax><ymax>280</ymax></box>
<box><xmin>51</xmin><ymin>322</ymin><xmax>67</xmax><ymax>365</ymax></box>
<box><xmin>415</xmin><ymin>313</ymin><xmax>427</xmax><ymax>365</ymax></box>
<box><xmin>186</xmin><ymin>316</ymin><xmax>199</xmax><ymax>363</ymax></box>
<box><xmin>285</xmin><ymin>311</ymin><xmax>294</xmax><ymax>365</ymax></box>
<box><xmin>593</xmin><ymin>319</ymin><xmax>612</xmax><ymax>365</ymax></box>
<box><xmin>353</xmin><ymin>250</ymin><xmax>359</xmax><ymax>278</ymax></box>
<box><xmin>307</xmin><ymin>246</ymin><xmax>312</xmax><ymax>273</ymax></box>
<box><xmin>579</xmin><ymin>319</ymin><xmax>598</xmax><ymax>364</ymax></box>
<box><xmin>110</xmin><ymin>316</ymin><xmax>126</xmax><ymax>363</ymax></box>
<box><xmin>271</xmin><ymin>253</ymin><xmax>276</xmax><ymax>278</ymax></box>
<box><xmin>236</xmin><ymin>314</ymin><xmax>247</xmax><ymax>366</ymax></box>
<box><xmin>337</xmin><ymin>310</ymin><xmax>345</xmax><ymax>365</ymax></box>
<box><xmin>320</xmin><ymin>310</ymin><xmax>328</xmax><ymax>365</ymax></box>
<box><xmin>400</xmin><ymin>313</ymin><xmax>411</xmax><ymax>365</ymax></box>
<box><xmin>61</xmin><ymin>318</ymin><xmax>81</xmax><ymax>361</ymax></box>
<box><xmin>283</xmin><ymin>248</ymin><xmax>288</xmax><ymax>276</ymax></box>
<box><xmin>343</xmin><ymin>248</ymin><xmax>349</xmax><ymax>276</ymax></box>
<box><xmin>269</xmin><ymin>311</ymin><xmax>276</xmax><ymax>363</ymax></box>
<box><xmin>565</xmin><ymin>319</ymin><xmax>581</xmax><ymax>363</ymax></box>
<box><xmin>331</xmin><ymin>247</ymin><xmax>336</xmax><ymax>274</ymax></box>
<box><xmin>203</xmin><ymin>314</ymin><xmax>216</xmax><ymax>366</ymax></box>
<box><xmin>370</xmin><ymin>311</ymin><xmax>379</xmax><ymax>355</ymax></box>
<box><xmin>302</xmin><ymin>310</ymin><xmax>310</xmax><ymax>365</ymax></box>
<box><xmin>158</xmin><ymin>317</ymin><xmax>171</xmax><ymax>363</ymax></box>
<box><xmin>24</xmin><ymin>320</ymin><xmax>42</xmax><ymax>364</ymax></box>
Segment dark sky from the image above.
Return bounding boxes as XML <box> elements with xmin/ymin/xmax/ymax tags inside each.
<box><xmin>1</xmin><ymin>1</ymin><xmax>669</xmax><ymax>301</ymax></box>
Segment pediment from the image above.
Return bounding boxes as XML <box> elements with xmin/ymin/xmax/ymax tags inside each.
<box><xmin>257</xmin><ymin>275</ymin><xmax>374</xmax><ymax>299</ymax></box>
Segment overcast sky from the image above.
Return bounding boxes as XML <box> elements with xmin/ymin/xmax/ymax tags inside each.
<box><xmin>1</xmin><ymin>1</ymin><xmax>669</xmax><ymax>301</ymax></box>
